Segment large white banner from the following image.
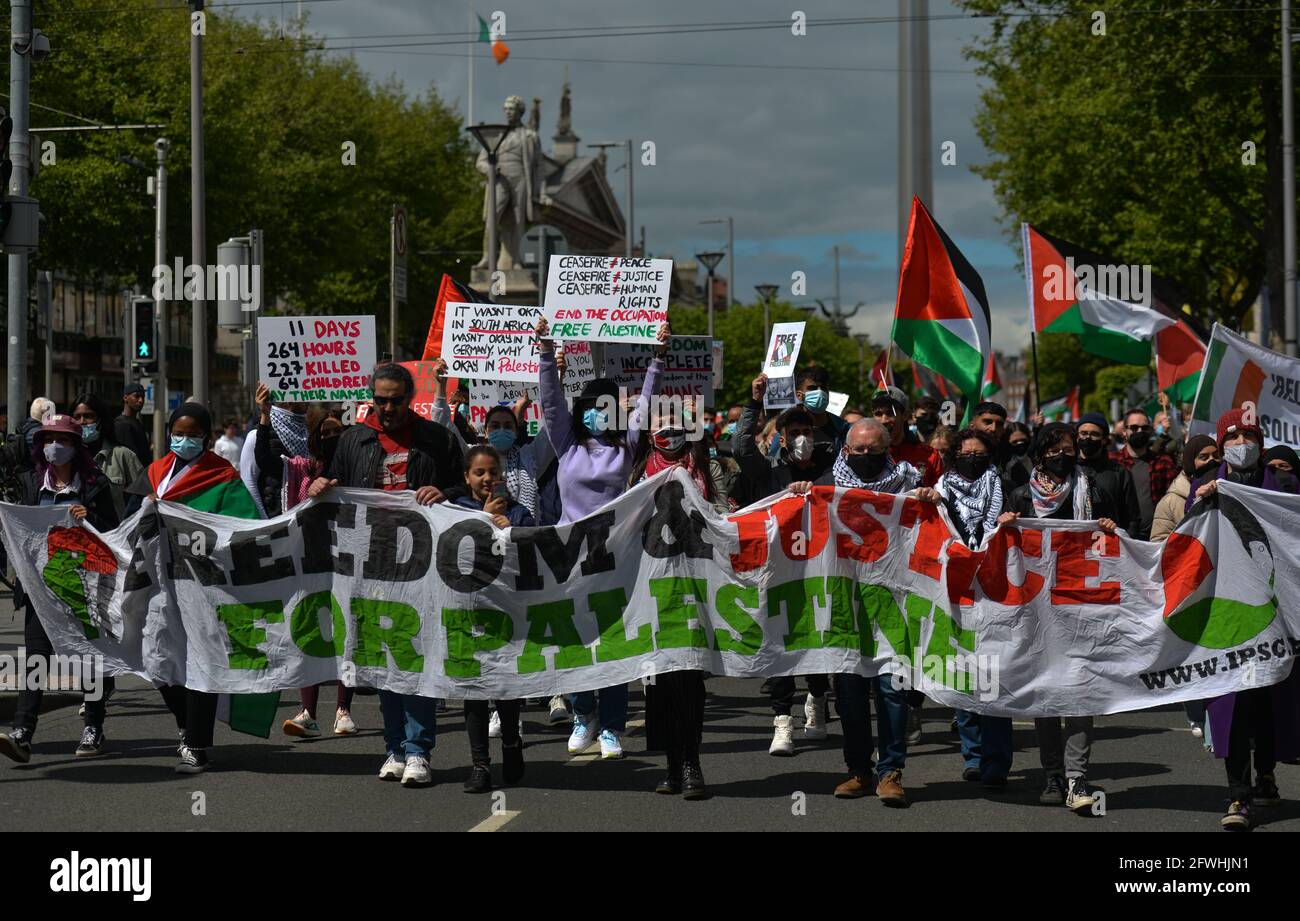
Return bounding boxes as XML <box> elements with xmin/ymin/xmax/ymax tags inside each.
<box><xmin>1190</xmin><ymin>323</ymin><xmax>1300</xmax><ymax>448</ymax></box>
<box><xmin>1</xmin><ymin>474</ymin><xmax>1297</xmax><ymax>715</ymax></box>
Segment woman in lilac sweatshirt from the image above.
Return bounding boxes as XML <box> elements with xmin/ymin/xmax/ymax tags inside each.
<box><xmin>535</xmin><ymin>316</ymin><xmax>669</xmax><ymax>760</ymax></box>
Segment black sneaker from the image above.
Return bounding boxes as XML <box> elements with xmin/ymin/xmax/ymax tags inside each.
<box><xmin>502</xmin><ymin>740</ymin><xmax>525</xmax><ymax>785</ymax></box>
<box><xmin>1039</xmin><ymin>773</ymin><xmax>1066</xmax><ymax>805</ymax></box>
<box><xmin>1254</xmin><ymin>774</ymin><xmax>1281</xmax><ymax>806</ymax></box>
<box><xmin>463</xmin><ymin>763</ymin><xmax>492</xmax><ymax>794</ymax></box>
<box><xmin>962</xmin><ymin>766</ymin><xmax>981</xmax><ymax>782</ymax></box>
<box><xmin>0</xmin><ymin>729</ymin><xmax>32</xmax><ymax>764</ymax></box>
<box><xmin>75</xmin><ymin>726</ymin><xmax>105</xmax><ymax>758</ymax></box>
<box><xmin>176</xmin><ymin>745</ymin><xmax>209</xmax><ymax>774</ymax></box>
<box><xmin>1066</xmin><ymin>776</ymin><xmax>1098</xmax><ymax>814</ymax></box>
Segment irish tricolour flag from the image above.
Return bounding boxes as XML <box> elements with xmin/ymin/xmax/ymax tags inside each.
<box><xmin>1023</xmin><ymin>224</ymin><xmax>1176</xmax><ymax>365</ymax></box>
<box><xmin>892</xmin><ymin>197</ymin><xmax>991</xmax><ymax>404</ymax></box>
<box><xmin>1189</xmin><ymin>323</ymin><xmax>1300</xmax><ymax>449</ymax></box>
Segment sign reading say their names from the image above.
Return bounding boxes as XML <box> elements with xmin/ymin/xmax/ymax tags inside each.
<box><xmin>259</xmin><ymin>316</ymin><xmax>377</xmax><ymax>403</ymax></box>
<box><xmin>543</xmin><ymin>255</ymin><xmax>672</xmax><ymax>344</ymax></box>
<box><xmin>440</xmin><ymin>302</ymin><xmax>543</xmax><ymax>382</ymax></box>
<box><xmin>604</xmin><ymin>335</ymin><xmax>714</xmax><ymax>406</ymax></box>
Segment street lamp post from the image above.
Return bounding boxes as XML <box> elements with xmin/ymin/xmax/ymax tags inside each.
<box><xmin>467</xmin><ymin>123</ymin><xmax>513</xmax><ymax>276</ymax></box>
<box><xmin>755</xmin><ymin>283</ymin><xmax>778</xmax><ymax>352</ymax></box>
<box><xmin>701</xmin><ymin>218</ymin><xmax>734</xmax><ymax>306</ymax></box>
<box><xmin>696</xmin><ymin>251</ymin><xmax>725</xmax><ymax>338</ymax></box>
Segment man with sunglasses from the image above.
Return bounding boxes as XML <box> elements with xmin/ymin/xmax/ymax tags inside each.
<box><xmin>1107</xmin><ymin>408</ymin><xmax>1177</xmax><ymax>539</ymax></box>
<box><xmin>308</xmin><ymin>362</ymin><xmax>464</xmax><ymax>787</ymax></box>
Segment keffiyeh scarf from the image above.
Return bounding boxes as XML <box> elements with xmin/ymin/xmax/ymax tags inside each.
<box><xmin>270</xmin><ymin>405</ymin><xmax>309</xmax><ymax>459</ymax></box>
<box><xmin>937</xmin><ymin>468</ymin><xmax>1003</xmax><ymax>547</ymax></box>
<box><xmin>1029</xmin><ymin>468</ymin><xmax>1092</xmax><ymax>520</ymax></box>
<box><xmin>832</xmin><ymin>451</ymin><xmax>919</xmax><ymax>495</ymax></box>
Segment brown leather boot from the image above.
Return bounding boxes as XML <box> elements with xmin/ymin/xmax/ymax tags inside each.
<box><xmin>877</xmin><ymin>770</ymin><xmax>909</xmax><ymax>807</ymax></box>
<box><xmin>834</xmin><ymin>773</ymin><xmax>874</xmax><ymax>799</ymax></box>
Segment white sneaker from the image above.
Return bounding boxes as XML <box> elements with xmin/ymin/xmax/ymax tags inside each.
<box><xmin>282</xmin><ymin>709</ymin><xmax>320</xmax><ymax>739</ymax></box>
<box><xmin>1191</xmin><ymin>723</ymin><xmax>1204</xmax><ymax>739</ymax></box>
<box><xmin>769</xmin><ymin>715</ymin><xmax>795</xmax><ymax>756</ymax></box>
<box><xmin>378</xmin><ymin>754</ymin><xmax>405</xmax><ymax>781</ymax></box>
<box><xmin>803</xmin><ymin>694</ymin><xmax>828</xmax><ymax>740</ymax></box>
<box><xmin>567</xmin><ymin>715</ymin><xmax>597</xmax><ymax>753</ymax></box>
<box><xmin>548</xmin><ymin>696</ymin><xmax>570</xmax><ymax>724</ymax></box>
<box><xmin>333</xmin><ymin>709</ymin><xmax>357</xmax><ymax>735</ymax></box>
<box><xmin>599</xmin><ymin>728</ymin><xmax>624</xmax><ymax>760</ymax></box>
<box><xmin>488</xmin><ymin>709</ymin><xmax>502</xmax><ymax>738</ymax></box>
<box><xmin>401</xmin><ymin>754</ymin><xmax>432</xmax><ymax>787</ymax></box>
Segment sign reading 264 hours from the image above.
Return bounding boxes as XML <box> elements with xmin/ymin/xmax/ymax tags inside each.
<box><xmin>257</xmin><ymin>315</ymin><xmax>378</xmax><ymax>403</ymax></box>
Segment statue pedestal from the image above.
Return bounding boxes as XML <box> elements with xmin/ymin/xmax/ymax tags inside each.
<box><xmin>470</xmin><ymin>266</ymin><xmax>540</xmax><ymax>301</ymax></box>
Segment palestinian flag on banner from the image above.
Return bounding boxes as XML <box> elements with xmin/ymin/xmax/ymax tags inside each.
<box><xmin>1039</xmin><ymin>386</ymin><xmax>1080</xmax><ymax>423</ymax></box>
<box><xmin>478</xmin><ymin>13</ymin><xmax>510</xmax><ymax>64</ymax></box>
<box><xmin>870</xmin><ymin>348</ymin><xmax>894</xmax><ymax>392</ymax></box>
<box><xmin>144</xmin><ymin>452</ymin><xmax>280</xmax><ymax>737</ymax></box>
<box><xmin>893</xmin><ymin>197</ymin><xmax>992</xmax><ymax>404</ymax></box>
<box><xmin>981</xmin><ymin>351</ymin><xmax>1003</xmax><ymax>400</ymax></box>
<box><xmin>1023</xmin><ymin>223</ymin><xmax>1181</xmax><ymax>365</ymax></box>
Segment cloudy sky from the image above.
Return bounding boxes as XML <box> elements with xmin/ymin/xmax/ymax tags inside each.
<box><xmin>248</xmin><ymin>0</ymin><xmax>1028</xmax><ymax>353</ymax></box>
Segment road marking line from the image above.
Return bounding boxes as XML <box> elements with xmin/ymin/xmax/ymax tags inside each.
<box><xmin>468</xmin><ymin>810</ymin><xmax>520</xmax><ymax>832</ymax></box>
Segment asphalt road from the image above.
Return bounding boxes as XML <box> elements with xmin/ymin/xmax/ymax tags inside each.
<box><xmin>2</xmin><ymin>596</ymin><xmax>1297</xmax><ymax>833</ymax></box>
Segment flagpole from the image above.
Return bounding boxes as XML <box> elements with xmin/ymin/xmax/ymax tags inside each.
<box><xmin>1029</xmin><ymin>330</ymin><xmax>1042</xmax><ymax>414</ymax></box>
<box><xmin>467</xmin><ymin>4</ymin><xmax>475</xmax><ymax>127</ymax></box>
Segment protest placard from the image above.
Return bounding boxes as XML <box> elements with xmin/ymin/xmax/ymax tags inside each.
<box><xmin>765</xmin><ymin>375</ymin><xmax>797</xmax><ymax>410</ymax></box>
<box><xmin>440</xmin><ymin>302</ymin><xmax>543</xmax><ymax>382</ymax></box>
<box><xmin>827</xmin><ymin>391</ymin><xmax>849</xmax><ymax>417</ymax></box>
<box><xmin>542</xmin><ymin>255</ymin><xmax>672</xmax><ymax>344</ymax></box>
<box><xmin>258</xmin><ymin>316</ymin><xmax>377</xmax><ymax>403</ymax></box>
<box><xmin>763</xmin><ymin>321</ymin><xmax>805</xmax><ymax>379</ymax></box>
<box><xmin>604</xmin><ymin>335</ymin><xmax>714</xmax><ymax>406</ymax></box>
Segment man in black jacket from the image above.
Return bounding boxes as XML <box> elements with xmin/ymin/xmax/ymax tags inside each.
<box><xmin>1073</xmin><ymin>411</ymin><xmax>1144</xmax><ymax>539</ymax></box>
<box><xmin>308</xmin><ymin>363</ymin><xmax>464</xmax><ymax>788</ymax></box>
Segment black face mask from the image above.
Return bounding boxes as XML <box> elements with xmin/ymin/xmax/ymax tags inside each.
<box><xmin>1077</xmin><ymin>437</ymin><xmax>1105</xmax><ymax>460</ymax></box>
<box><xmin>1193</xmin><ymin>461</ymin><xmax>1219</xmax><ymax>481</ymax></box>
<box><xmin>1044</xmin><ymin>454</ymin><xmax>1076</xmax><ymax>478</ymax></box>
<box><xmin>847</xmin><ymin>452</ymin><xmax>889</xmax><ymax>481</ymax></box>
<box><xmin>1007</xmin><ymin>440</ymin><xmax>1030</xmax><ymax>458</ymax></box>
<box><xmin>915</xmin><ymin>415</ymin><xmax>938</xmax><ymax>437</ymax></box>
<box><xmin>1127</xmin><ymin>430</ymin><xmax>1152</xmax><ymax>452</ymax></box>
<box><xmin>954</xmin><ymin>455</ymin><xmax>990</xmax><ymax>481</ymax></box>
<box><xmin>1274</xmin><ymin>469</ymin><xmax>1298</xmax><ymax>493</ymax></box>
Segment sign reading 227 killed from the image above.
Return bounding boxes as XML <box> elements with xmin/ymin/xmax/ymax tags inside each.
<box><xmin>258</xmin><ymin>316</ymin><xmax>378</xmax><ymax>403</ymax></box>
<box><xmin>543</xmin><ymin>255</ymin><xmax>672</xmax><ymax>344</ymax></box>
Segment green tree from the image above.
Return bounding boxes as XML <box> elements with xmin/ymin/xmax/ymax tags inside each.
<box><xmin>668</xmin><ymin>300</ymin><xmax>874</xmax><ymax>409</ymax></box>
<box><xmin>960</xmin><ymin>0</ymin><xmax>1283</xmax><ymax>331</ymax></box>
<box><xmin>1025</xmin><ymin>332</ymin><xmax>1109</xmax><ymax>403</ymax></box>
<box><xmin>1085</xmin><ymin>364</ymin><xmax>1148</xmax><ymax>415</ymax></box>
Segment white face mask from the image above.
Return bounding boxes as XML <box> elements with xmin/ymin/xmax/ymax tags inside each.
<box><xmin>1225</xmin><ymin>441</ymin><xmax>1260</xmax><ymax>470</ymax></box>
<box><xmin>789</xmin><ymin>435</ymin><xmax>813</xmax><ymax>462</ymax></box>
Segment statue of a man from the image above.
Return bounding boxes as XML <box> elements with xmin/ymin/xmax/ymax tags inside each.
<box><xmin>476</xmin><ymin>95</ymin><xmax>550</xmax><ymax>271</ymax></box>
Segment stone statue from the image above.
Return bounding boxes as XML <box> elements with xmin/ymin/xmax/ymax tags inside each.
<box><xmin>475</xmin><ymin>95</ymin><xmax>550</xmax><ymax>271</ymax></box>
<box><xmin>557</xmin><ymin>82</ymin><xmax>572</xmax><ymax>137</ymax></box>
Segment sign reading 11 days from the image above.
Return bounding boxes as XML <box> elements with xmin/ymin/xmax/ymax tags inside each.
<box><xmin>258</xmin><ymin>315</ymin><xmax>378</xmax><ymax>403</ymax></box>
<box><xmin>542</xmin><ymin>255</ymin><xmax>672</xmax><ymax>344</ymax></box>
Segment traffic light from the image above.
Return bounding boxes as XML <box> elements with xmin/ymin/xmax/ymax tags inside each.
<box><xmin>0</xmin><ymin>108</ymin><xmax>12</xmax><ymax>233</ymax></box>
<box><xmin>131</xmin><ymin>297</ymin><xmax>157</xmax><ymax>372</ymax></box>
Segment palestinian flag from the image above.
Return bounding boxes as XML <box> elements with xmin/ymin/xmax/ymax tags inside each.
<box><xmin>893</xmin><ymin>197</ymin><xmax>992</xmax><ymax>403</ymax></box>
<box><xmin>981</xmin><ymin>351</ymin><xmax>1003</xmax><ymax>400</ymax></box>
<box><xmin>421</xmin><ymin>273</ymin><xmax>493</xmax><ymax>361</ymax></box>
<box><xmin>478</xmin><ymin>13</ymin><xmax>509</xmax><ymax>64</ymax></box>
<box><xmin>1039</xmin><ymin>386</ymin><xmax>1080</xmax><ymax>423</ymax></box>
<box><xmin>1155</xmin><ymin>313</ymin><xmax>1207</xmax><ymax>404</ymax></box>
<box><xmin>1023</xmin><ymin>223</ymin><xmax>1178</xmax><ymax>365</ymax></box>
<box><xmin>911</xmin><ymin>361</ymin><xmax>952</xmax><ymax>400</ymax></box>
<box><xmin>870</xmin><ymin>348</ymin><xmax>894</xmax><ymax>392</ymax></box>
<box><xmin>146</xmin><ymin>451</ymin><xmax>279</xmax><ymax>737</ymax></box>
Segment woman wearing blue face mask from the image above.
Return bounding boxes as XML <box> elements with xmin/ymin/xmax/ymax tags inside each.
<box><xmin>71</xmin><ymin>392</ymin><xmax>143</xmax><ymax>518</ymax></box>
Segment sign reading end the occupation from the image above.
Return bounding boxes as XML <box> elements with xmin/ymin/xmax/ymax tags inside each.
<box><xmin>542</xmin><ymin>255</ymin><xmax>672</xmax><ymax>344</ymax></box>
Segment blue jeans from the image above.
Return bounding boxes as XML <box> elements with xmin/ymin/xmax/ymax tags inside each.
<box><xmin>955</xmin><ymin>709</ymin><xmax>1013</xmax><ymax>781</ymax></box>
<box><xmin>833</xmin><ymin>673</ymin><xmax>909</xmax><ymax>777</ymax></box>
<box><xmin>378</xmin><ymin>690</ymin><xmax>437</xmax><ymax>758</ymax></box>
<box><xmin>570</xmin><ymin>684</ymin><xmax>629</xmax><ymax>733</ymax></box>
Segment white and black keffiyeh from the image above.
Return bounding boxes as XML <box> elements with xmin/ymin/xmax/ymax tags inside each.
<box><xmin>270</xmin><ymin>405</ymin><xmax>309</xmax><ymax>459</ymax></box>
<box><xmin>504</xmin><ymin>444</ymin><xmax>540</xmax><ymax>522</ymax></box>
<box><xmin>1029</xmin><ymin>468</ymin><xmax>1093</xmax><ymax>520</ymax></box>
<box><xmin>832</xmin><ymin>451</ymin><xmax>919</xmax><ymax>495</ymax></box>
<box><xmin>937</xmin><ymin>468</ymin><xmax>1003</xmax><ymax>547</ymax></box>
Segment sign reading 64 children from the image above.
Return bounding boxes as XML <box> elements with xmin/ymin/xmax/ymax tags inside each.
<box><xmin>258</xmin><ymin>316</ymin><xmax>378</xmax><ymax>403</ymax></box>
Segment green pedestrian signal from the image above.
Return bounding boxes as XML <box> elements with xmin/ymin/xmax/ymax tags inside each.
<box><xmin>132</xmin><ymin>297</ymin><xmax>157</xmax><ymax>372</ymax></box>
<box><xmin>138</xmin><ymin>342</ymin><xmax>150</xmax><ymax>358</ymax></box>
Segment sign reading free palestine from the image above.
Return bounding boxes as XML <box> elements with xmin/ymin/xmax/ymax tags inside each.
<box><xmin>2</xmin><ymin>475</ymin><xmax>1298</xmax><ymax>716</ymax></box>
<box><xmin>542</xmin><ymin>255</ymin><xmax>672</xmax><ymax>344</ymax></box>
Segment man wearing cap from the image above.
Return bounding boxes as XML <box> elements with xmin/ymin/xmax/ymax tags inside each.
<box><xmin>114</xmin><ymin>383</ymin><xmax>153</xmax><ymax>468</ymax></box>
<box><xmin>1108</xmin><ymin>408</ymin><xmax>1177</xmax><ymax>537</ymax></box>
<box><xmin>871</xmin><ymin>386</ymin><xmax>943</xmax><ymax>487</ymax></box>
<box><xmin>1073</xmin><ymin>410</ymin><xmax>1144</xmax><ymax>538</ymax></box>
